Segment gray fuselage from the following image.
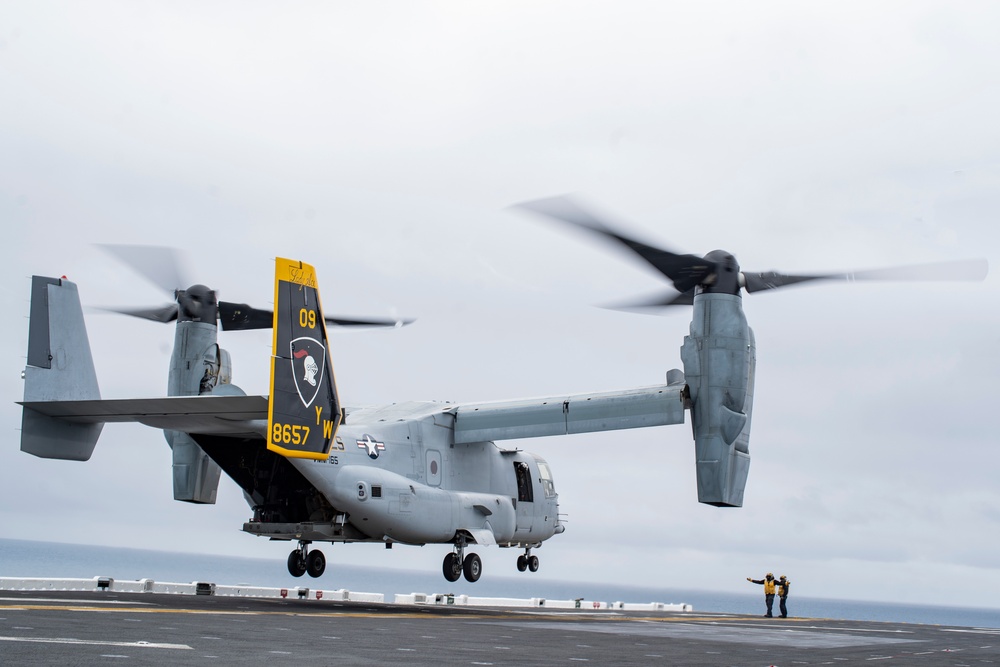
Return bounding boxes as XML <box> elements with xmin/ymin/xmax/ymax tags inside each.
<box><xmin>290</xmin><ymin>401</ymin><xmax>560</xmax><ymax>548</ymax></box>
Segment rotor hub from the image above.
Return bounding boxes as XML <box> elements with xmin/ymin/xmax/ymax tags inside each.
<box><xmin>698</xmin><ymin>250</ymin><xmax>742</xmax><ymax>296</ymax></box>
<box><xmin>176</xmin><ymin>284</ymin><xmax>218</xmax><ymax>322</ymax></box>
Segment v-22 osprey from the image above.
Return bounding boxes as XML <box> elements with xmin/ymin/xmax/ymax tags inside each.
<box><xmin>17</xmin><ymin>196</ymin><xmax>987</xmax><ymax>583</ymax></box>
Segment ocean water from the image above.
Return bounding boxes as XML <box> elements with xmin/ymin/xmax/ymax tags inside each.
<box><xmin>2</xmin><ymin>538</ymin><xmax>999</xmax><ymax>629</ymax></box>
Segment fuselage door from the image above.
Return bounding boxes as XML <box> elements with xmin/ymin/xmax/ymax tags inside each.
<box><xmin>513</xmin><ymin>460</ymin><xmax>534</xmax><ymax>533</ymax></box>
<box><xmin>514</xmin><ymin>461</ymin><xmax>533</xmax><ymax>503</ymax></box>
<box><xmin>426</xmin><ymin>449</ymin><xmax>442</xmax><ymax>487</ymax></box>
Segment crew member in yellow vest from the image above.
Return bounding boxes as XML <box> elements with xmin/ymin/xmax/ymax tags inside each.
<box><xmin>746</xmin><ymin>572</ymin><xmax>777</xmax><ymax>617</ymax></box>
<box><xmin>776</xmin><ymin>575</ymin><xmax>790</xmax><ymax>618</ymax></box>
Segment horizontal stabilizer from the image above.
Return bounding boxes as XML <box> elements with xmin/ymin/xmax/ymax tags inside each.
<box><xmin>18</xmin><ymin>394</ymin><xmax>269</xmax><ymax>437</ymax></box>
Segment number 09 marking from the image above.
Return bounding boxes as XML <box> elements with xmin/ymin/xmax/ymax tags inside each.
<box><xmin>299</xmin><ymin>308</ymin><xmax>317</xmax><ymax>329</ymax></box>
<box><xmin>272</xmin><ymin>422</ymin><xmax>311</xmax><ymax>446</ymax></box>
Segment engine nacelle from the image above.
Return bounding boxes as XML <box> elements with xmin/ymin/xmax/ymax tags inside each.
<box><xmin>680</xmin><ymin>292</ymin><xmax>755</xmax><ymax>507</ymax></box>
<box><xmin>164</xmin><ymin>320</ymin><xmax>225</xmax><ymax>504</ymax></box>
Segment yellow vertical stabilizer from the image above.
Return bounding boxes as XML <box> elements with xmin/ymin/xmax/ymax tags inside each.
<box><xmin>266</xmin><ymin>258</ymin><xmax>342</xmax><ymax>459</ymax></box>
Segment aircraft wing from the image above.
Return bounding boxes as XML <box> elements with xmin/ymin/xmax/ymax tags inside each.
<box><xmin>18</xmin><ymin>395</ymin><xmax>269</xmax><ymax>438</ymax></box>
<box><xmin>451</xmin><ymin>384</ymin><xmax>686</xmax><ymax>444</ymax></box>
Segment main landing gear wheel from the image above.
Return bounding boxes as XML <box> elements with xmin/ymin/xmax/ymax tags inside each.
<box><xmin>288</xmin><ymin>540</ymin><xmax>318</xmax><ymax>578</ymax></box>
<box><xmin>463</xmin><ymin>553</ymin><xmax>482</xmax><ymax>582</ymax></box>
<box><xmin>443</xmin><ymin>552</ymin><xmax>461</xmax><ymax>582</ymax></box>
<box><xmin>287</xmin><ymin>550</ymin><xmax>306</xmax><ymax>578</ymax></box>
<box><xmin>517</xmin><ymin>555</ymin><xmax>528</xmax><ymax>572</ymax></box>
<box><xmin>528</xmin><ymin>555</ymin><xmax>539</xmax><ymax>572</ymax></box>
<box><xmin>306</xmin><ymin>549</ymin><xmax>326</xmax><ymax>578</ymax></box>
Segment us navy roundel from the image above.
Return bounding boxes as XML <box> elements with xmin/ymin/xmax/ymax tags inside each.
<box><xmin>290</xmin><ymin>336</ymin><xmax>326</xmax><ymax>408</ymax></box>
<box><xmin>357</xmin><ymin>434</ymin><xmax>385</xmax><ymax>459</ymax></box>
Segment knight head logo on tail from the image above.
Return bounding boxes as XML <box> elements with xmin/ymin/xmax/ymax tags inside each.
<box><xmin>290</xmin><ymin>337</ymin><xmax>326</xmax><ymax>407</ymax></box>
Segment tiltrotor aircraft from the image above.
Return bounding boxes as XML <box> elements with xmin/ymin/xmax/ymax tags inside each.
<box><xmin>17</xmin><ymin>196</ymin><xmax>988</xmax><ymax>583</ymax></box>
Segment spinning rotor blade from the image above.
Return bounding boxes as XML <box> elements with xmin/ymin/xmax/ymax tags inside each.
<box><xmin>601</xmin><ymin>290</ymin><xmax>696</xmax><ymax>310</ymax></box>
<box><xmin>743</xmin><ymin>258</ymin><xmax>990</xmax><ymax>293</ymax></box>
<box><xmin>513</xmin><ymin>195</ymin><xmax>989</xmax><ymax>308</ymax></box>
<box><xmin>219</xmin><ymin>301</ymin><xmax>414</xmax><ymax>331</ymax></box>
<box><xmin>98</xmin><ymin>244</ymin><xmax>188</xmax><ymax>295</ymax></box>
<box><xmin>514</xmin><ymin>195</ymin><xmax>714</xmax><ymax>293</ymax></box>
<box><xmin>97</xmin><ymin>244</ymin><xmax>414</xmax><ymax>331</ymax></box>
<box><xmin>217</xmin><ymin>302</ymin><xmax>273</xmax><ymax>331</ymax></box>
<box><xmin>96</xmin><ymin>304</ymin><xmax>180</xmax><ymax>323</ymax></box>
<box><xmin>326</xmin><ymin>315</ymin><xmax>415</xmax><ymax>329</ymax></box>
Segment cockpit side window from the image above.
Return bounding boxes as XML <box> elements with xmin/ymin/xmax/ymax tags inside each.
<box><xmin>535</xmin><ymin>457</ymin><xmax>556</xmax><ymax>498</ymax></box>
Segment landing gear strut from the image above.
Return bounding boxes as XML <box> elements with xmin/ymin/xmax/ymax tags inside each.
<box><xmin>442</xmin><ymin>536</ymin><xmax>482</xmax><ymax>583</ymax></box>
<box><xmin>516</xmin><ymin>547</ymin><xmax>539</xmax><ymax>573</ymax></box>
<box><xmin>287</xmin><ymin>541</ymin><xmax>326</xmax><ymax>578</ymax></box>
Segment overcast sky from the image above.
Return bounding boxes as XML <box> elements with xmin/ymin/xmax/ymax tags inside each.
<box><xmin>2</xmin><ymin>2</ymin><xmax>999</xmax><ymax>609</ymax></box>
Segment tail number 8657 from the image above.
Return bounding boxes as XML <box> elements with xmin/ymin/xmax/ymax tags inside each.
<box><xmin>272</xmin><ymin>422</ymin><xmax>310</xmax><ymax>445</ymax></box>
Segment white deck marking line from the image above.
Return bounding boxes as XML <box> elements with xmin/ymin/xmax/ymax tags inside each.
<box><xmin>0</xmin><ymin>597</ymin><xmax>154</xmax><ymax>606</ymax></box>
<box><xmin>0</xmin><ymin>635</ymin><xmax>191</xmax><ymax>649</ymax></box>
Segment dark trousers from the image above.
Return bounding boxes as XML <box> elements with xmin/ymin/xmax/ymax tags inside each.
<box><xmin>764</xmin><ymin>594</ymin><xmax>774</xmax><ymax>616</ymax></box>
<box><xmin>779</xmin><ymin>596</ymin><xmax>788</xmax><ymax>618</ymax></box>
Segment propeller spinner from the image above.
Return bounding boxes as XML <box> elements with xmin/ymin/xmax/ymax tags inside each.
<box><xmin>513</xmin><ymin>195</ymin><xmax>989</xmax><ymax>307</ymax></box>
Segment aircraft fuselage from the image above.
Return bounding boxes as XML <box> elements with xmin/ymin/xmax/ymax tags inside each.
<box><xmin>287</xmin><ymin>401</ymin><xmax>560</xmax><ymax>548</ymax></box>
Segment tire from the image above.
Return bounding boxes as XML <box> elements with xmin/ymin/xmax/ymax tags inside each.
<box><xmin>287</xmin><ymin>550</ymin><xmax>306</xmax><ymax>578</ymax></box>
<box><xmin>517</xmin><ymin>555</ymin><xmax>528</xmax><ymax>572</ymax></box>
<box><xmin>442</xmin><ymin>552</ymin><xmax>461</xmax><ymax>582</ymax></box>
<box><xmin>528</xmin><ymin>555</ymin><xmax>539</xmax><ymax>572</ymax></box>
<box><xmin>463</xmin><ymin>553</ymin><xmax>482</xmax><ymax>583</ymax></box>
<box><xmin>306</xmin><ymin>549</ymin><xmax>326</xmax><ymax>578</ymax></box>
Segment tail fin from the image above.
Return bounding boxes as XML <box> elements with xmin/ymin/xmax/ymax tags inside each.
<box><xmin>267</xmin><ymin>258</ymin><xmax>342</xmax><ymax>459</ymax></box>
<box><xmin>21</xmin><ymin>276</ymin><xmax>104</xmax><ymax>461</ymax></box>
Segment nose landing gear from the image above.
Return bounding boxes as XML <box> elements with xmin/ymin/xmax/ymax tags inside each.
<box><xmin>516</xmin><ymin>547</ymin><xmax>539</xmax><ymax>573</ymax></box>
<box><xmin>287</xmin><ymin>540</ymin><xmax>326</xmax><ymax>578</ymax></box>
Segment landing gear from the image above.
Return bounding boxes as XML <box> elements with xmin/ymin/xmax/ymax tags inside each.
<box><xmin>443</xmin><ymin>552</ymin><xmax>461</xmax><ymax>582</ymax></box>
<box><xmin>306</xmin><ymin>549</ymin><xmax>326</xmax><ymax>578</ymax></box>
<box><xmin>287</xmin><ymin>541</ymin><xmax>326</xmax><ymax>578</ymax></box>
<box><xmin>287</xmin><ymin>549</ymin><xmax>306</xmax><ymax>577</ymax></box>
<box><xmin>442</xmin><ymin>537</ymin><xmax>482</xmax><ymax>583</ymax></box>
<box><xmin>517</xmin><ymin>548</ymin><xmax>539</xmax><ymax>573</ymax></box>
<box><xmin>463</xmin><ymin>553</ymin><xmax>482</xmax><ymax>582</ymax></box>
